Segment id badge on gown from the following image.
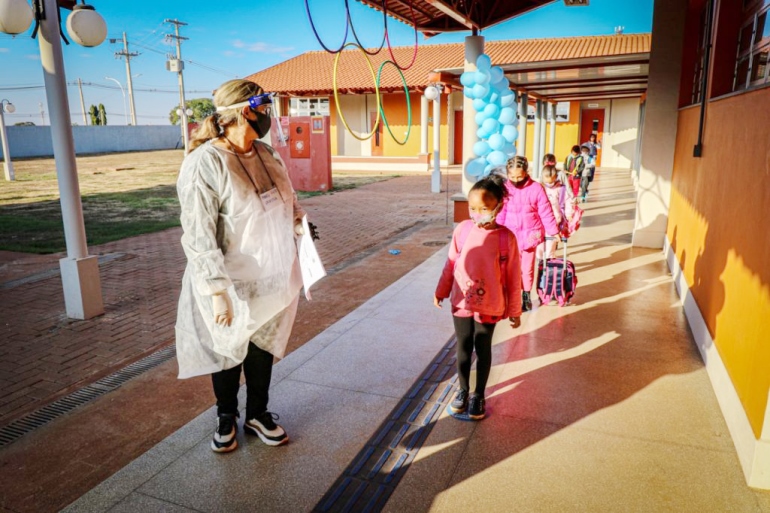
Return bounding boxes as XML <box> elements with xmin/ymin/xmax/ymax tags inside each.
<box><xmin>260</xmin><ymin>187</ymin><xmax>282</xmax><ymax>212</ymax></box>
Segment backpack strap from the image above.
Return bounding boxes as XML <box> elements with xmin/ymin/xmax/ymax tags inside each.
<box><xmin>498</xmin><ymin>229</ymin><xmax>510</xmax><ymax>316</ymax></box>
<box><xmin>456</xmin><ymin>220</ymin><xmax>474</xmax><ymax>255</ymax></box>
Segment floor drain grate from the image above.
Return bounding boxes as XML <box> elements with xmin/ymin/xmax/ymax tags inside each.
<box><xmin>422</xmin><ymin>241</ymin><xmax>448</xmax><ymax>247</ymax></box>
<box><xmin>0</xmin><ymin>344</ymin><xmax>176</xmax><ymax>448</ymax></box>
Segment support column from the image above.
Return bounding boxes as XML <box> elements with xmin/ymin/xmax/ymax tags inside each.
<box><xmin>461</xmin><ymin>35</ymin><xmax>484</xmax><ymax>195</ymax></box>
<box><xmin>517</xmin><ymin>92</ymin><xmax>528</xmax><ymax>159</ymax></box>
<box><xmin>431</xmin><ymin>95</ymin><xmax>441</xmax><ymax>193</ymax></box>
<box><xmin>532</xmin><ymin>99</ymin><xmax>542</xmax><ymax>169</ymax></box>
<box><xmin>539</xmin><ymin>101</ymin><xmax>547</xmax><ymax>164</ymax></box>
<box><xmin>420</xmin><ymin>94</ymin><xmax>429</xmax><ymax>155</ymax></box>
<box><xmin>38</xmin><ymin>0</ymin><xmax>103</xmax><ymax>319</ymax></box>
<box><xmin>632</xmin><ymin>0</ymin><xmax>688</xmax><ymax>248</ymax></box>
<box><xmin>548</xmin><ymin>102</ymin><xmax>556</xmax><ymax>155</ymax></box>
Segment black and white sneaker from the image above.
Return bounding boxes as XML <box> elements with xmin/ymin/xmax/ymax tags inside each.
<box><xmin>450</xmin><ymin>389</ymin><xmax>469</xmax><ymax>414</ymax></box>
<box><xmin>522</xmin><ymin>291</ymin><xmax>533</xmax><ymax>312</ymax></box>
<box><xmin>468</xmin><ymin>394</ymin><xmax>486</xmax><ymax>420</ymax></box>
<box><xmin>244</xmin><ymin>411</ymin><xmax>288</xmax><ymax>446</ymax></box>
<box><xmin>211</xmin><ymin>413</ymin><xmax>238</xmax><ymax>453</ymax></box>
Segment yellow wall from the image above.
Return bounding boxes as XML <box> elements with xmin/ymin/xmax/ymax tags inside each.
<box><xmin>523</xmin><ymin>102</ymin><xmax>581</xmax><ymax>165</ymax></box>
<box><xmin>667</xmin><ymin>88</ymin><xmax>770</xmax><ymax>438</ymax></box>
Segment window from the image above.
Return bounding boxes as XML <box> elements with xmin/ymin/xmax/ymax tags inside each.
<box><xmin>526</xmin><ymin>102</ymin><xmax>570</xmax><ymax>122</ymax></box>
<box><xmin>691</xmin><ymin>2</ymin><xmax>711</xmax><ymax>104</ymax></box>
<box><xmin>733</xmin><ymin>0</ymin><xmax>770</xmax><ymax>91</ymax></box>
<box><xmin>289</xmin><ymin>97</ymin><xmax>329</xmax><ymax>117</ymax></box>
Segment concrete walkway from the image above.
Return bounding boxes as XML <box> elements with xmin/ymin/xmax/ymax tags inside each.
<box><xmin>64</xmin><ymin>169</ymin><xmax>770</xmax><ymax>512</ymax></box>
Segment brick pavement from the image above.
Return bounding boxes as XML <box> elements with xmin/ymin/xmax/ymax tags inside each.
<box><xmin>0</xmin><ymin>174</ymin><xmax>460</xmax><ymax>429</ymax></box>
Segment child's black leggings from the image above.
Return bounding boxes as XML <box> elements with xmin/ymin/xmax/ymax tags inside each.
<box><xmin>453</xmin><ymin>316</ymin><xmax>497</xmax><ymax>395</ymax></box>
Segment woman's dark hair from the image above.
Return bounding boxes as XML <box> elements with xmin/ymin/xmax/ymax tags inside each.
<box><xmin>470</xmin><ymin>173</ymin><xmax>508</xmax><ymax>203</ymax></box>
<box><xmin>543</xmin><ymin>153</ymin><xmax>556</xmax><ymax>165</ymax></box>
<box><xmin>571</xmin><ymin>145</ymin><xmax>581</xmax><ymax>154</ymax></box>
<box><xmin>589</xmin><ymin>133</ymin><xmax>597</xmax><ymax>142</ymax></box>
<box><xmin>506</xmin><ymin>155</ymin><xmax>528</xmax><ymax>172</ymax></box>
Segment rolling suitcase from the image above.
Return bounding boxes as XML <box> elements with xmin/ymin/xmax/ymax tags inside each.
<box><xmin>536</xmin><ymin>237</ymin><xmax>577</xmax><ymax>307</ymax></box>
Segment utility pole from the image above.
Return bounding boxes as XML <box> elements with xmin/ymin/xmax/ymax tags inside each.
<box><xmin>77</xmin><ymin>78</ymin><xmax>87</xmax><ymax>125</ymax></box>
<box><xmin>165</xmin><ymin>19</ymin><xmax>189</xmax><ymax>154</ymax></box>
<box><xmin>113</xmin><ymin>32</ymin><xmax>139</xmax><ymax>125</ymax></box>
<box><xmin>38</xmin><ymin>102</ymin><xmax>45</xmax><ymax>125</ymax></box>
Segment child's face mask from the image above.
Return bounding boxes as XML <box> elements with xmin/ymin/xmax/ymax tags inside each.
<box><xmin>469</xmin><ymin>203</ymin><xmax>501</xmax><ymax>227</ymax></box>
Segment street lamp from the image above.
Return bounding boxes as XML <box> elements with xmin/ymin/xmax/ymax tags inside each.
<box><xmin>105</xmin><ymin>76</ymin><xmax>127</xmax><ymax>125</ymax></box>
<box><xmin>424</xmin><ymin>84</ymin><xmax>441</xmax><ymax>194</ymax></box>
<box><xmin>0</xmin><ymin>0</ymin><xmax>107</xmax><ymax>319</ymax></box>
<box><xmin>0</xmin><ymin>99</ymin><xmax>16</xmax><ymax>181</ymax></box>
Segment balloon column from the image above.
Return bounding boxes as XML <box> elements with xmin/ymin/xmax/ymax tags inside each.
<box><xmin>461</xmin><ymin>54</ymin><xmax>519</xmax><ymax>178</ymax></box>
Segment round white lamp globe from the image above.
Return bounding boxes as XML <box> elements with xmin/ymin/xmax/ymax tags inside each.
<box><xmin>66</xmin><ymin>4</ymin><xmax>106</xmax><ymax>47</ymax></box>
<box><xmin>3</xmin><ymin>102</ymin><xmax>16</xmax><ymax>114</ymax></box>
<box><xmin>424</xmin><ymin>85</ymin><xmax>439</xmax><ymax>101</ymax></box>
<box><xmin>0</xmin><ymin>0</ymin><xmax>34</xmax><ymax>35</ymax></box>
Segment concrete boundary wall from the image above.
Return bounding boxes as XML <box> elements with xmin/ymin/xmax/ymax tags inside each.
<box><xmin>0</xmin><ymin>126</ymin><xmax>182</xmax><ymax>159</ymax></box>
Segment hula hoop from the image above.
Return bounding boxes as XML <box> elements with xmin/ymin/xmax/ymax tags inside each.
<box><xmin>345</xmin><ymin>0</ymin><xmax>387</xmax><ymax>56</ymax></box>
<box><xmin>304</xmin><ymin>0</ymin><xmax>349</xmax><ymax>54</ymax></box>
<box><xmin>385</xmin><ymin>0</ymin><xmax>418</xmax><ymax>70</ymax></box>
<box><xmin>376</xmin><ymin>60</ymin><xmax>411</xmax><ymax>146</ymax></box>
<box><xmin>333</xmin><ymin>42</ymin><xmax>381</xmax><ymax>142</ymax></box>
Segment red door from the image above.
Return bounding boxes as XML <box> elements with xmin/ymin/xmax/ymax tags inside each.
<box><xmin>370</xmin><ymin>112</ymin><xmax>384</xmax><ymax>156</ymax></box>
<box><xmin>453</xmin><ymin>110</ymin><xmax>464</xmax><ymax>164</ymax></box>
<box><xmin>580</xmin><ymin>108</ymin><xmax>605</xmax><ymax>166</ymax></box>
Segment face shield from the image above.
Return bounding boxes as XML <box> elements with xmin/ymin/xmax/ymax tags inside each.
<box><xmin>216</xmin><ymin>93</ymin><xmax>287</xmax><ymax>147</ymax></box>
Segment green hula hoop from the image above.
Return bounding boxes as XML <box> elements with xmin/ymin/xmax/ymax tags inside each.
<box><xmin>376</xmin><ymin>60</ymin><xmax>412</xmax><ymax>146</ymax></box>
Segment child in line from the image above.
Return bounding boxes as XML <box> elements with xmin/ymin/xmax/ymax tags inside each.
<box><xmin>434</xmin><ymin>174</ymin><xmax>522</xmax><ymax>421</ymax></box>
<box><xmin>543</xmin><ymin>153</ymin><xmax>568</xmax><ymax>187</ymax></box>
<box><xmin>496</xmin><ymin>156</ymin><xmax>561</xmax><ymax>312</ymax></box>
<box><xmin>564</xmin><ymin>145</ymin><xmax>585</xmax><ymax>198</ymax></box>
<box><xmin>537</xmin><ymin>165</ymin><xmax>574</xmax><ymax>260</ymax></box>
<box><xmin>579</xmin><ymin>144</ymin><xmax>592</xmax><ymax>202</ymax></box>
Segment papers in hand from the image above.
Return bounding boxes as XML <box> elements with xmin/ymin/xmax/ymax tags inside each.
<box><xmin>296</xmin><ymin>215</ymin><xmax>326</xmax><ymax>300</ymax></box>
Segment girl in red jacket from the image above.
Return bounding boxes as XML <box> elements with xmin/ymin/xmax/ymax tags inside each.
<box><xmin>434</xmin><ymin>174</ymin><xmax>522</xmax><ymax>420</ymax></box>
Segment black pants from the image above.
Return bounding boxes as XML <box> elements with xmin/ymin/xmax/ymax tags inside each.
<box><xmin>453</xmin><ymin>316</ymin><xmax>496</xmax><ymax>395</ymax></box>
<box><xmin>211</xmin><ymin>342</ymin><xmax>273</xmax><ymax>419</ymax></box>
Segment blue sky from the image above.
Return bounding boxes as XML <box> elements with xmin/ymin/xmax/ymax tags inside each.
<box><xmin>0</xmin><ymin>0</ymin><xmax>653</xmax><ymax>126</ymax></box>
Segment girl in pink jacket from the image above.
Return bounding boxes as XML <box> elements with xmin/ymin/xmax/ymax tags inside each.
<box><xmin>435</xmin><ymin>175</ymin><xmax>522</xmax><ymax>420</ymax></box>
<box><xmin>496</xmin><ymin>156</ymin><xmax>560</xmax><ymax>312</ymax></box>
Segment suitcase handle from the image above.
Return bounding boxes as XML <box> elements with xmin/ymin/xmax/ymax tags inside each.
<box><xmin>543</xmin><ymin>236</ymin><xmax>568</xmax><ymax>273</ymax></box>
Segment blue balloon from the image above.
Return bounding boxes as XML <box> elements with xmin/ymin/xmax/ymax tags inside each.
<box><xmin>474</xmin><ymin>111</ymin><xmax>488</xmax><ymax>126</ymax></box>
<box><xmin>483</xmin><ymin>164</ymin><xmax>494</xmax><ymax>176</ymax></box>
<box><xmin>477</xmin><ymin>127</ymin><xmax>490</xmax><ymax>139</ymax></box>
<box><xmin>483</xmin><ymin>103</ymin><xmax>500</xmax><ymax>118</ymax></box>
<box><xmin>476</xmin><ymin>54</ymin><xmax>492</xmax><ymax>71</ymax></box>
<box><xmin>473</xmin><ymin>140</ymin><xmax>491</xmax><ymax>157</ymax></box>
<box><xmin>488</xmin><ymin>92</ymin><xmax>500</xmax><ymax>104</ymax></box>
<box><xmin>460</xmin><ymin>72</ymin><xmax>476</xmax><ymax>88</ymax></box>
<box><xmin>463</xmin><ymin>87</ymin><xmax>474</xmax><ymax>99</ymax></box>
<box><xmin>503</xmin><ymin>143</ymin><xmax>516</xmax><ymax>156</ymax></box>
<box><xmin>472</xmin><ymin>84</ymin><xmax>489</xmax><ymax>100</ymax></box>
<box><xmin>492</xmin><ymin>77</ymin><xmax>510</xmax><ymax>91</ymax></box>
<box><xmin>490</xmin><ymin>66</ymin><xmax>504</xmax><ymax>84</ymax></box>
<box><xmin>487</xmin><ymin>150</ymin><xmax>507</xmax><ymax>166</ymax></box>
<box><xmin>467</xmin><ymin>158</ymin><xmax>486</xmax><ymax>177</ymax></box>
<box><xmin>498</xmin><ymin>107</ymin><xmax>516</xmax><ymax>125</ymax></box>
<box><xmin>500</xmin><ymin>91</ymin><xmax>515</xmax><ymax>107</ymax></box>
<box><xmin>502</xmin><ymin>124</ymin><xmax>518</xmax><ymax>143</ymax></box>
<box><xmin>482</xmin><ymin>118</ymin><xmax>499</xmax><ymax>135</ymax></box>
<box><xmin>475</xmin><ymin>70</ymin><xmax>490</xmax><ymax>85</ymax></box>
<box><xmin>472</xmin><ymin>98</ymin><xmax>486</xmax><ymax>111</ymax></box>
<box><xmin>488</xmin><ymin>133</ymin><xmax>506</xmax><ymax>151</ymax></box>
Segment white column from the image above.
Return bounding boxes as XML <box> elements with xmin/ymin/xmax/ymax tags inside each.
<box><xmin>462</xmin><ymin>35</ymin><xmax>484</xmax><ymax>195</ymax></box>
<box><xmin>631</xmin><ymin>0</ymin><xmax>688</xmax><ymax>249</ymax></box>
<box><xmin>532</xmin><ymin>99</ymin><xmax>542</xmax><ymax>169</ymax></box>
<box><xmin>548</xmin><ymin>102</ymin><xmax>556</xmax><ymax>154</ymax></box>
<box><xmin>431</xmin><ymin>94</ymin><xmax>441</xmax><ymax>193</ymax></box>
<box><xmin>39</xmin><ymin>0</ymin><xmax>104</xmax><ymax>319</ymax></box>
<box><xmin>539</xmin><ymin>101</ymin><xmax>547</xmax><ymax>175</ymax></box>
<box><xmin>420</xmin><ymin>94</ymin><xmax>429</xmax><ymax>155</ymax></box>
<box><xmin>0</xmin><ymin>107</ymin><xmax>14</xmax><ymax>181</ymax></box>
<box><xmin>517</xmin><ymin>92</ymin><xmax>528</xmax><ymax>159</ymax></box>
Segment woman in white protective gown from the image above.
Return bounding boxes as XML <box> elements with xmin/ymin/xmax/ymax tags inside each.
<box><xmin>175</xmin><ymin>79</ymin><xmax>304</xmax><ymax>452</ymax></box>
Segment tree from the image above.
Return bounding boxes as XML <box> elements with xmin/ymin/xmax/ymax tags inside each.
<box><xmin>14</xmin><ymin>121</ymin><xmax>35</xmax><ymax>126</ymax></box>
<box><xmin>98</xmin><ymin>104</ymin><xmax>107</xmax><ymax>126</ymax></box>
<box><xmin>89</xmin><ymin>105</ymin><xmax>99</xmax><ymax>125</ymax></box>
<box><xmin>169</xmin><ymin>98</ymin><xmax>215</xmax><ymax>125</ymax></box>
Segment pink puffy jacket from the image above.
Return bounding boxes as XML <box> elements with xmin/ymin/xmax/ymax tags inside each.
<box><xmin>496</xmin><ymin>177</ymin><xmax>560</xmax><ymax>251</ymax></box>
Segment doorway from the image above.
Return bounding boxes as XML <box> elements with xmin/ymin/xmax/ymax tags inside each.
<box><xmin>453</xmin><ymin>110</ymin><xmax>463</xmax><ymax>164</ymax></box>
<box><xmin>580</xmin><ymin>108</ymin><xmax>605</xmax><ymax>166</ymax></box>
<box><xmin>370</xmin><ymin>112</ymin><xmax>384</xmax><ymax>157</ymax></box>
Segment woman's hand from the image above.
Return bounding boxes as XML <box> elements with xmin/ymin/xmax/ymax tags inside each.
<box><xmin>433</xmin><ymin>296</ymin><xmax>443</xmax><ymax>309</ymax></box>
<box><xmin>509</xmin><ymin>316</ymin><xmax>521</xmax><ymax>328</ymax></box>
<box><xmin>212</xmin><ymin>291</ymin><xmax>233</xmax><ymax>327</ymax></box>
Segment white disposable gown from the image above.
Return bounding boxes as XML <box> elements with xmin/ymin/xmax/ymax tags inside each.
<box><xmin>175</xmin><ymin>140</ymin><xmax>303</xmax><ymax>379</ymax></box>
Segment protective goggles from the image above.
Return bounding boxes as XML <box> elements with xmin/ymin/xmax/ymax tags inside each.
<box><xmin>216</xmin><ymin>92</ymin><xmax>273</xmax><ymax>112</ymax></box>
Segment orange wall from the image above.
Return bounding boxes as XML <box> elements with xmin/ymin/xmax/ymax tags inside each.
<box><xmin>667</xmin><ymin>87</ymin><xmax>770</xmax><ymax>437</ymax></box>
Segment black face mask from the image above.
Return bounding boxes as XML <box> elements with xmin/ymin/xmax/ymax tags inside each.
<box><xmin>246</xmin><ymin>109</ymin><xmax>272</xmax><ymax>139</ymax></box>
<box><xmin>511</xmin><ymin>177</ymin><xmax>528</xmax><ymax>188</ymax></box>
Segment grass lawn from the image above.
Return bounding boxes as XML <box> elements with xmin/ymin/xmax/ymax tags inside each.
<box><xmin>0</xmin><ymin>150</ymin><xmax>398</xmax><ymax>254</ymax></box>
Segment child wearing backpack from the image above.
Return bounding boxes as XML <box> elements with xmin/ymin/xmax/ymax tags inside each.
<box><xmin>434</xmin><ymin>174</ymin><xmax>522</xmax><ymax>421</ymax></box>
<box><xmin>538</xmin><ymin>165</ymin><xmax>574</xmax><ymax>259</ymax></box>
<box><xmin>564</xmin><ymin>145</ymin><xmax>585</xmax><ymax>198</ymax></box>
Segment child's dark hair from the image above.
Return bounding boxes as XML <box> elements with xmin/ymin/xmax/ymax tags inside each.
<box><xmin>571</xmin><ymin>145</ymin><xmax>581</xmax><ymax>154</ymax></box>
<box><xmin>580</xmin><ymin>144</ymin><xmax>590</xmax><ymax>151</ymax></box>
<box><xmin>506</xmin><ymin>155</ymin><xmax>528</xmax><ymax>172</ymax></box>
<box><xmin>543</xmin><ymin>153</ymin><xmax>556</xmax><ymax>165</ymax></box>
<box><xmin>470</xmin><ymin>173</ymin><xmax>508</xmax><ymax>203</ymax></box>
<box><xmin>541</xmin><ymin>165</ymin><xmax>558</xmax><ymax>179</ymax></box>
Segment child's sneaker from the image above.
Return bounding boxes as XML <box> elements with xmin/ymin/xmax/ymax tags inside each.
<box><xmin>244</xmin><ymin>411</ymin><xmax>288</xmax><ymax>446</ymax></box>
<box><xmin>211</xmin><ymin>413</ymin><xmax>238</xmax><ymax>453</ymax></box>
<box><xmin>450</xmin><ymin>389</ymin><xmax>469</xmax><ymax>414</ymax></box>
<box><xmin>468</xmin><ymin>394</ymin><xmax>486</xmax><ymax>420</ymax></box>
<box><xmin>522</xmin><ymin>291</ymin><xmax>533</xmax><ymax>312</ymax></box>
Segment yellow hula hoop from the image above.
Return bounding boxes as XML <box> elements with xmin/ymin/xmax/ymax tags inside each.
<box><xmin>333</xmin><ymin>42</ymin><xmax>381</xmax><ymax>142</ymax></box>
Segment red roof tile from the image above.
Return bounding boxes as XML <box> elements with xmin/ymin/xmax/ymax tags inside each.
<box><xmin>243</xmin><ymin>33</ymin><xmax>651</xmax><ymax>95</ymax></box>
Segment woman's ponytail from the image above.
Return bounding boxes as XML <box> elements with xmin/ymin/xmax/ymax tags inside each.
<box><xmin>189</xmin><ymin>114</ymin><xmax>221</xmax><ymax>151</ymax></box>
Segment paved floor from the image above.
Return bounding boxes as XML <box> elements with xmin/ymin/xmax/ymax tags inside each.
<box><xmin>62</xmin><ymin>169</ymin><xmax>770</xmax><ymax>512</ymax></box>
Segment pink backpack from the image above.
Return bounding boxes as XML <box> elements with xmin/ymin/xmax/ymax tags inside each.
<box><xmin>457</xmin><ymin>221</ymin><xmax>511</xmax><ymax>295</ymax></box>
